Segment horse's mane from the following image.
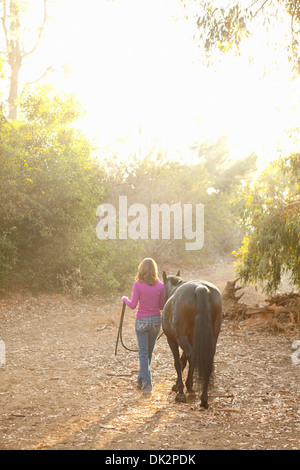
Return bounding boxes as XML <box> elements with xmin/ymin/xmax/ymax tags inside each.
<box><xmin>169</xmin><ymin>275</ymin><xmax>184</xmax><ymax>287</ymax></box>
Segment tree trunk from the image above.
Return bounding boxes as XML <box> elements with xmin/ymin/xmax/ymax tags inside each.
<box><xmin>8</xmin><ymin>56</ymin><xmax>21</xmax><ymax>120</ymax></box>
<box><xmin>6</xmin><ymin>0</ymin><xmax>22</xmax><ymax>120</ymax></box>
<box><xmin>2</xmin><ymin>0</ymin><xmax>48</xmax><ymax>120</ymax></box>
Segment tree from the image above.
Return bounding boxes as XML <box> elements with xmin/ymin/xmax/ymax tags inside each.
<box><xmin>0</xmin><ymin>85</ymin><xmax>142</xmax><ymax>293</ymax></box>
<box><xmin>233</xmin><ymin>154</ymin><xmax>300</xmax><ymax>293</ymax></box>
<box><xmin>192</xmin><ymin>136</ymin><xmax>257</xmax><ymax>193</ymax></box>
<box><xmin>184</xmin><ymin>0</ymin><xmax>300</xmax><ymax>72</ymax></box>
<box><xmin>0</xmin><ymin>0</ymin><xmax>49</xmax><ymax>119</ymax></box>
<box><xmin>103</xmin><ymin>139</ymin><xmax>251</xmax><ymax>264</ymax></box>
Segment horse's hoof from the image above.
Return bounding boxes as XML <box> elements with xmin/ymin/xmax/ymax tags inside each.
<box><xmin>186</xmin><ymin>391</ymin><xmax>196</xmax><ymax>402</ymax></box>
<box><xmin>200</xmin><ymin>401</ymin><xmax>209</xmax><ymax>410</ymax></box>
<box><xmin>175</xmin><ymin>392</ymin><xmax>187</xmax><ymax>403</ymax></box>
<box><xmin>172</xmin><ymin>384</ymin><xmax>179</xmax><ymax>393</ymax></box>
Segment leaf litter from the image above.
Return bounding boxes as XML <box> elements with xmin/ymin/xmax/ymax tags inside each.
<box><xmin>0</xmin><ymin>262</ymin><xmax>299</xmax><ymax>450</ymax></box>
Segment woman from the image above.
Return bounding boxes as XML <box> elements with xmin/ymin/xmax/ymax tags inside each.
<box><xmin>122</xmin><ymin>258</ymin><xmax>165</xmax><ymax>396</ymax></box>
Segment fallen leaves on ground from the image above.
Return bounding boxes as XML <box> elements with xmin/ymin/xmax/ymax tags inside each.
<box><xmin>1</xmin><ymin>265</ymin><xmax>299</xmax><ymax>450</ymax></box>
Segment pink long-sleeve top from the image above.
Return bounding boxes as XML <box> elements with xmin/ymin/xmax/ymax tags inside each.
<box><xmin>122</xmin><ymin>281</ymin><xmax>165</xmax><ymax>318</ymax></box>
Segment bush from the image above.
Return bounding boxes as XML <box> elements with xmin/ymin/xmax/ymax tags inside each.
<box><xmin>234</xmin><ymin>155</ymin><xmax>300</xmax><ymax>294</ymax></box>
<box><xmin>0</xmin><ymin>86</ymin><xmax>141</xmax><ymax>294</ymax></box>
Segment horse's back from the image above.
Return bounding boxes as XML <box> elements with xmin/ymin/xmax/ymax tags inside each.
<box><xmin>195</xmin><ymin>281</ymin><xmax>222</xmax><ymax>341</ymax></box>
<box><xmin>175</xmin><ymin>280</ymin><xmax>222</xmax><ymax>306</ymax></box>
<box><xmin>162</xmin><ymin>279</ymin><xmax>222</xmax><ymax>341</ymax></box>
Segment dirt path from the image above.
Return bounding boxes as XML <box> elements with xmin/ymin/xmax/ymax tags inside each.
<box><xmin>1</xmin><ymin>261</ymin><xmax>299</xmax><ymax>450</ymax></box>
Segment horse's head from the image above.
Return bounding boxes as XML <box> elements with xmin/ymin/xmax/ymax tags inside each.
<box><xmin>162</xmin><ymin>270</ymin><xmax>183</xmax><ymax>302</ymax></box>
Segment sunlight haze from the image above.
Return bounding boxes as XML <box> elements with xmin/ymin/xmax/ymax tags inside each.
<box><xmin>19</xmin><ymin>0</ymin><xmax>300</xmax><ymax>166</ymax></box>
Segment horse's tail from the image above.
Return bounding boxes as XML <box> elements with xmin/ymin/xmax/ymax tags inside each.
<box><xmin>192</xmin><ymin>286</ymin><xmax>215</xmax><ymax>387</ymax></box>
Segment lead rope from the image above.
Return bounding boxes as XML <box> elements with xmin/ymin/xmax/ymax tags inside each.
<box><xmin>115</xmin><ymin>302</ymin><xmax>138</xmax><ymax>355</ymax></box>
<box><xmin>115</xmin><ymin>302</ymin><xmax>164</xmax><ymax>356</ymax></box>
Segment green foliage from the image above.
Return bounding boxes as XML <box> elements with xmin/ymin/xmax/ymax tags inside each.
<box><xmin>0</xmin><ymin>85</ymin><xmax>142</xmax><ymax>294</ymax></box>
<box><xmin>193</xmin><ymin>136</ymin><xmax>257</xmax><ymax>192</ymax></box>
<box><xmin>196</xmin><ymin>2</ymin><xmax>250</xmax><ymax>54</ymax></box>
<box><xmin>0</xmin><ymin>84</ymin><xmax>264</xmax><ymax>295</ymax></box>
<box><xmin>0</xmin><ymin>227</ymin><xmax>17</xmax><ymax>284</ymax></box>
<box><xmin>69</xmin><ymin>231</ymin><xmax>143</xmax><ymax>295</ymax></box>
<box><xmin>190</xmin><ymin>0</ymin><xmax>300</xmax><ymax>72</ymax></box>
<box><xmin>234</xmin><ymin>154</ymin><xmax>300</xmax><ymax>293</ymax></box>
<box><xmin>104</xmin><ymin>138</ymin><xmax>254</xmax><ymax>264</ymax></box>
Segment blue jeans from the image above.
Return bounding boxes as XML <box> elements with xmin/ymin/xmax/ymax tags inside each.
<box><xmin>135</xmin><ymin>316</ymin><xmax>161</xmax><ymax>393</ymax></box>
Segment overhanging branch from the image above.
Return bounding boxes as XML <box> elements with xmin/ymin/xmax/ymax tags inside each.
<box><xmin>22</xmin><ymin>0</ymin><xmax>47</xmax><ymax>59</ymax></box>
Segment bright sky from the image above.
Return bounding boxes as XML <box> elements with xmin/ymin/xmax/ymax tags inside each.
<box><xmin>19</xmin><ymin>0</ymin><xmax>300</xmax><ymax>166</ymax></box>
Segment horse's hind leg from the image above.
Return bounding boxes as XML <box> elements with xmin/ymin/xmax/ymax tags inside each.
<box><xmin>200</xmin><ymin>380</ymin><xmax>209</xmax><ymax>409</ymax></box>
<box><xmin>176</xmin><ymin>336</ymin><xmax>195</xmax><ymax>394</ymax></box>
<box><xmin>180</xmin><ymin>351</ymin><xmax>187</xmax><ymax>372</ymax></box>
<box><xmin>185</xmin><ymin>359</ymin><xmax>196</xmax><ymax>396</ymax></box>
<box><xmin>167</xmin><ymin>338</ymin><xmax>186</xmax><ymax>402</ymax></box>
<box><xmin>180</xmin><ymin>352</ymin><xmax>195</xmax><ymax>396</ymax></box>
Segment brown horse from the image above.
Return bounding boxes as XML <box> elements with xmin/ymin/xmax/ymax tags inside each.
<box><xmin>162</xmin><ymin>271</ymin><xmax>222</xmax><ymax>409</ymax></box>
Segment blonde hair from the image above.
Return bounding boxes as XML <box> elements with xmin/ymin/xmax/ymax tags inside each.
<box><xmin>135</xmin><ymin>258</ymin><xmax>159</xmax><ymax>286</ymax></box>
